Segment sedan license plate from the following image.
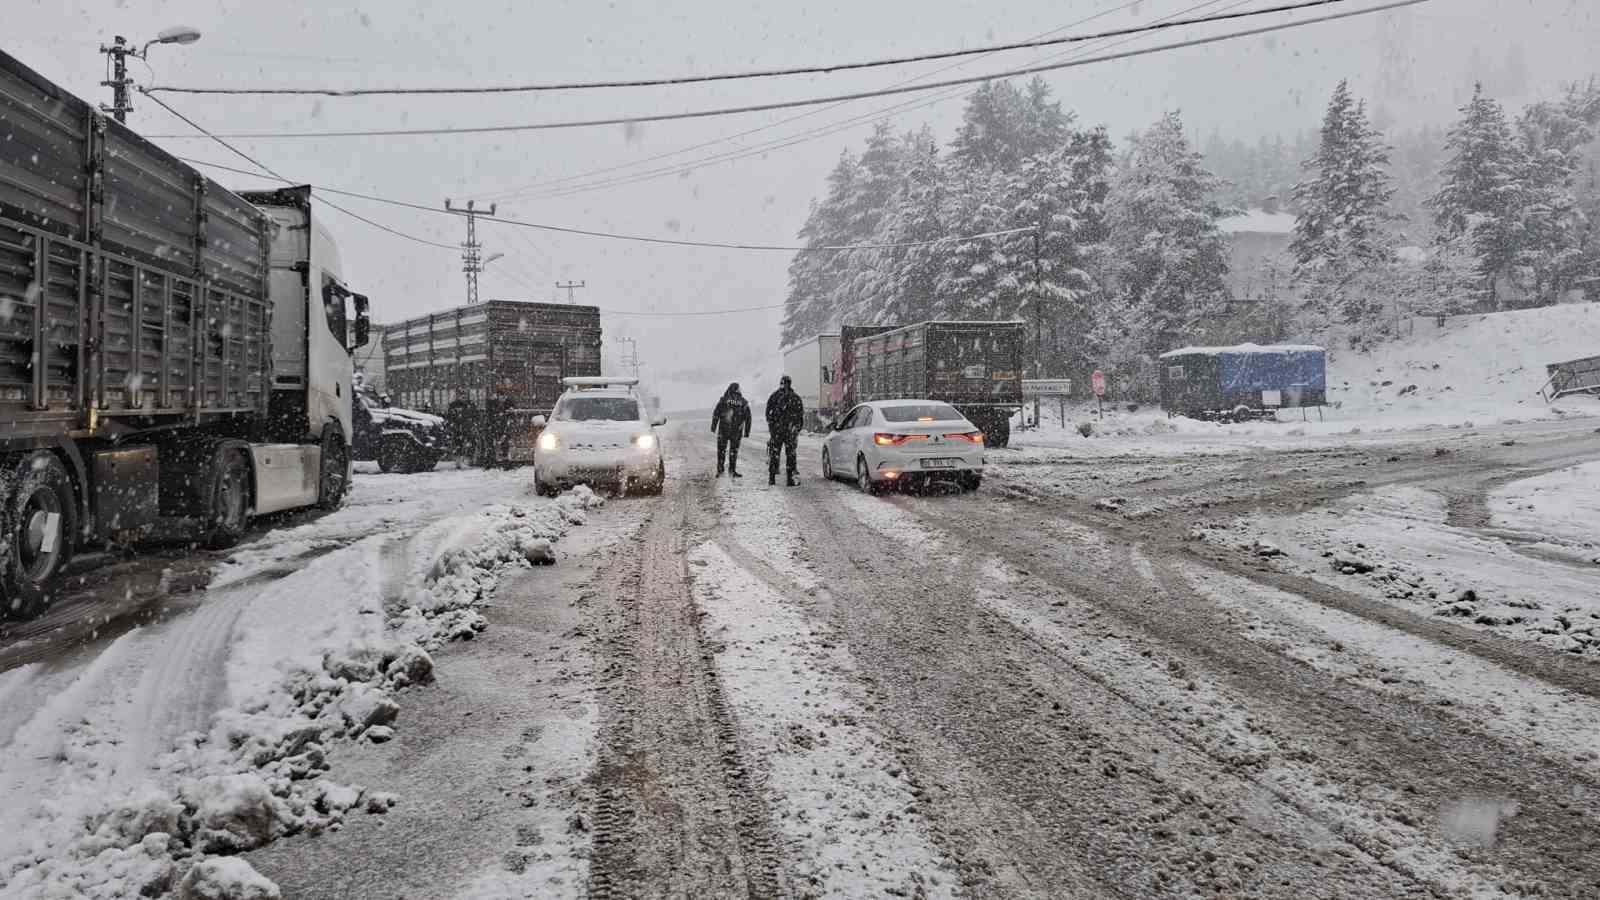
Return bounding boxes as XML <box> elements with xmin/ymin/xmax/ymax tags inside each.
<box><xmin>920</xmin><ymin>458</ymin><xmax>957</xmax><ymax>469</ymax></box>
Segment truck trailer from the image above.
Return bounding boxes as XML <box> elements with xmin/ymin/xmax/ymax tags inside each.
<box><xmin>381</xmin><ymin>300</ymin><xmax>601</xmax><ymax>465</ymax></box>
<box><xmin>833</xmin><ymin>320</ymin><xmax>1026</xmax><ymax>447</ymax></box>
<box><xmin>0</xmin><ymin>49</ymin><xmax>371</xmax><ymax>617</ymax></box>
<box><xmin>1158</xmin><ymin>343</ymin><xmax>1327</xmax><ymax>420</ymax></box>
<box><xmin>780</xmin><ymin>333</ymin><xmax>839</xmax><ymax>432</ymax></box>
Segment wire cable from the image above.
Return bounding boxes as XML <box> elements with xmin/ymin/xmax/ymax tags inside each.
<box><xmin>142</xmin><ymin>92</ymin><xmax>460</xmax><ymax>250</ymax></box>
<box><xmin>144</xmin><ymin>0</ymin><xmax>1355</xmax><ymax>98</ymax></box>
<box><xmin>464</xmin><ymin>0</ymin><xmax>1164</xmax><ymax>202</ymax></box>
<box><xmin>516</xmin><ymin>0</ymin><xmax>1248</xmax><ymax>203</ymax></box>
<box><xmin>174</xmin><ymin>155</ymin><xmax>1036</xmax><ymax>251</ymax></box>
<box><xmin>597</xmin><ymin>302</ymin><xmax>786</xmax><ymax>318</ymax></box>
<box><xmin>140</xmin><ymin>0</ymin><xmax>1427</xmax><ymax>140</ymax></box>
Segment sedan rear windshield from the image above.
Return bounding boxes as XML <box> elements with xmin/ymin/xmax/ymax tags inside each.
<box><xmin>558</xmin><ymin>397</ymin><xmax>640</xmax><ymax>421</ymax></box>
<box><xmin>879</xmin><ymin>403</ymin><xmax>963</xmax><ymax>423</ymax></box>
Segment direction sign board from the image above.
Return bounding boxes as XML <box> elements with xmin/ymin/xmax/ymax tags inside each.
<box><xmin>1022</xmin><ymin>378</ymin><xmax>1073</xmax><ymax>398</ymax></box>
<box><xmin>1091</xmin><ymin>370</ymin><xmax>1107</xmax><ymax>397</ymax></box>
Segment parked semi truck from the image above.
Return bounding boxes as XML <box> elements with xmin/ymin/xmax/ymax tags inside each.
<box><xmin>0</xmin><ymin>49</ymin><xmax>371</xmax><ymax>617</ymax></box>
<box><xmin>780</xmin><ymin>333</ymin><xmax>840</xmax><ymax>432</ymax></box>
<box><xmin>382</xmin><ymin>300</ymin><xmax>601</xmax><ymax>465</ymax></box>
<box><xmin>831</xmin><ymin>320</ymin><xmax>1026</xmax><ymax>448</ymax></box>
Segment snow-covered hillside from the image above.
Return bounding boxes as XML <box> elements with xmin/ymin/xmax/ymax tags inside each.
<box><xmin>1325</xmin><ymin>303</ymin><xmax>1600</xmax><ymax>423</ymax></box>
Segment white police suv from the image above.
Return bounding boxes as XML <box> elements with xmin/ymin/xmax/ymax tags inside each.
<box><xmin>532</xmin><ymin>377</ymin><xmax>667</xmax><ymax>497</ymax></box>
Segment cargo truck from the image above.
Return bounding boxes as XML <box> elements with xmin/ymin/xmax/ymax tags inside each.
<box><xmin>382</xmin><ymin>300</ymin><xmax>601</xmax><ymax>465</ymax></box>
<box><xmin>0</xmin><ymin>49</ymin><xmax>371</xmax><ymax>618</ymax></box>
<box><xmin>780</xmin><ymin>333</ymin><xmax>839</xmax><ymax>432</ymax></box>
<box><xmin>832</xmin><ymin>320</ymin><xmax>1025</xmax><ymax>448</ymax></box>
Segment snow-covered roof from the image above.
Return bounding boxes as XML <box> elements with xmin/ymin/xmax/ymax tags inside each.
<box><xmin>1218</xmin><ymin>209</ymin><xmax>1296</xmax><ymax>235</ymax></box>
<box><xmin>1160</xmin><ymin>343</ymin><xmax>1325</xmax><ymax>359</ymax></box>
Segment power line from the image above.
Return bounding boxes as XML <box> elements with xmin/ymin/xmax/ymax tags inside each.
<box><xmin>140</xmin><ymin>0</ymin><xmax>1428</xmax><ymax>140</ymax></box>
<box><xmin>174</xmin><ymin>155</ymin><xmax>1036</xmax><ymax>251</ymax></box>
<box><xmin>599</xmin><ymin>302</ymin><xmax>786</xmax><ymax>318</ymax></box>
<box><xmin>144</xmin><ymin>0</ymin><xmax>1357</xmax><ymax>99</ymax></box>
<box><xmin>141</xmin><ymin>91</ymin><xmax>458</xmax><ymax>250</ymax></box>
<box><xmin>476</xmin><ymin>0</ymin><xmax>1182</xmax><ymax>203</ymax></box>
<box><xmin>510</xmin><ymin>0</ymin><xmax>1248</xmax><ymax>203</ymax></box>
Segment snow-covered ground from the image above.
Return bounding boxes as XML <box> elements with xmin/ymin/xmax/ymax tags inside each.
<box><xmin>1227</xmin><ymin>482</ymin><xmax>1600</xmax><ymax>658</ymax></box>
<box><xmin>1010</xmin><ymin>303</ymin><xmax>1600</xmax><ymax>453</ymax></box>
<box><xmin>0</xmin><ymin>470</ymin><xmax>606</xmax><ymax>899</ymax></box>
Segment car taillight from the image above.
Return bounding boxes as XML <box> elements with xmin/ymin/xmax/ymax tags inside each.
<box><xmin>945</xmin><ymin>431</ymin><xmax>984</xmax><ymax>443</ymax></box>
<box><xmin>874</xmin><ymin>433</ymin><xmax>929</xmax><ymax>446</ymax></box>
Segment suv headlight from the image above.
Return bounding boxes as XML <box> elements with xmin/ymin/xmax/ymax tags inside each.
<box><xmin>538</xmin><ymin>432</ymin><xmax>560</xmax><ymax>451</ymax></box>
<box><xmin>633</xmin><ymin>433</ymin><xmax>656</xmax><ymax>450</ymax></box>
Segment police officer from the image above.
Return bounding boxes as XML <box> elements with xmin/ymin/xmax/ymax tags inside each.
<box><xmin>710</xmin><ymin>383</ymin><xmax>752</xmax><ymax>477</ymax></box>
<box><xmin>764</xmin><ymin>375</ymin><xmax>805</xmax><ymax>486</ymax></box>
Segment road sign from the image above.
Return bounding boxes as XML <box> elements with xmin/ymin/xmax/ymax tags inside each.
<box><xmin>1023</xmin><ymin>378</ymin><xmax>1073</xmax><ymax>398</ymax></box>
<box><xmin>1091</xmin><ymin>370</ymin><xmax>1106</xmax><ymax>397</ymax></box>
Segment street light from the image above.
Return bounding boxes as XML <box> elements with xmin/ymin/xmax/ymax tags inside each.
<box><xmin>481</xmin><ymin>252</ymin><xmax>505</xmax><ymax>268</ymax></box>
<box><xmin>99</xmin><ymin>25</ymin><xmax>203</xmax><ymax>123</ymax></box>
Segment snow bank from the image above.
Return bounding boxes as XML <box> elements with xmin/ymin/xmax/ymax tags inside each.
<box><xmin>0</xmin><ymin>488</ymin><xmax>603</xmax><ymax>900</ymax></box>
<box><xmin>1324</xmin><ymin>303</ymin><xmax>1600</xmax><ymax>426</ymax></box>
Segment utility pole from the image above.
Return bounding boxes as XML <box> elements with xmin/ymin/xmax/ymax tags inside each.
<box><xmin>99</xmin><ymin>37</ymin><xmax>134</xmax><ymax>123</ymax></box>
<box><xmin>615</xmin><ymin>337</ymin><xmax>641</xmax><ymax>379</ymax></box>
<box><xmin>1032</xmin><ymin>226</ymin><xmax>1045</xmax><ymax>379</ymax></box>
<box><xmin>98</xmin><ymin>27</ymin><xmax>202</xmax><ymax>123</ymax></box>
<box><xmin>445</xmin><ymin>199</ymin><xmax>495</xmax><ymax>305</ymax></box>
<box><xmin>556</xmin><ymin>280</ymin><xmax>586</xmax><ymax>304</ymax></box>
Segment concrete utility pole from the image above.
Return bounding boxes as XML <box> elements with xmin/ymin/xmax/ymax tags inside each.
<box><xmin>445</xmin><ymin>199</ymin><xmax>495</xmax><ymax>305</ymax></box>
<box><xmin>98</xmin><ymin>26</ymin><xmax>201</xmax><ymax>123</ymax></box>
<box><xmin>556</xmin><ymin>280</ymin><xmax>586</xmax><ymax>304</ymax></box>
<box><xmin>615</xmin><ymin>337</ymin><xmax>641</xmax><ymax>378</ymax></box>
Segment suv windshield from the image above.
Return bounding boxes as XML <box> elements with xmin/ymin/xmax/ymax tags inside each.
<box><xmin>879</xmin><ymin>404</ymin><xmax>963</xmax><ymax>423</ymax></box>
<box><xmin>558</xmin><ymin>396</ymin><xmax>641</xmax><ymax>422</ymax></box>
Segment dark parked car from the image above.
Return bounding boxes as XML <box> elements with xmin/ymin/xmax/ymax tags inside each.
<box><xmin>352</xmin><ymin>387</ymin><xmax>448</xmax><ymax>473</ymax></box>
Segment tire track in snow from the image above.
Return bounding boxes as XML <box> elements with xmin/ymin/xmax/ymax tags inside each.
<box><xmin>803</xmin><ymin>482</ymin><xmax>1434</xmax><ymax>898</ymax></box>
<box><xmin>115</xmin><ymin>587</ymin><xmax>254</xmax><ymax>782</ymax></box>
<box><xmin>0</xmin><ymin>630</ymin><xmax>143</xmax><ymax>862</ymax></box>
<box><xmin>887</xmin><ymin>491</ymin><xmax>1600</xmax><ymax>897</ymax></box>
<box><xmin>583</xmin><ymin>476</ymin><xmax>786</xmax><ymax>899</ymax></box>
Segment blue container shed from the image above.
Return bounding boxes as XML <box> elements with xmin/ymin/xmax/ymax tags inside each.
<box><xmin>1159</xmin><ymin>344</ymin><xmax>1327</xmax><ymax>420</ymax></box>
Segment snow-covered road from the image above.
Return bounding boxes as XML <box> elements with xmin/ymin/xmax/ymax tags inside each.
<box><xmin>3</xmin><ymin>415</ymin><xmax>1599</xmax><ymax>899</ymax></box>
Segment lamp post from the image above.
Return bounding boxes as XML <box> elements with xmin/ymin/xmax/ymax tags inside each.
<box><xmin>100</xmin><ymin>25</ymin><xmax>202</xmax><ymax>123</ymax></box>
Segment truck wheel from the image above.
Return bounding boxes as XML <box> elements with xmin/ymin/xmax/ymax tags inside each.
<box><xmin>318</xmin><ymin>427</ymin><xmax>351</xmax><ymax>509</ymax></box>
<box><xmin>1</xmin><ymin>452</ymin><xmax>76</xmax><ymax>620</ymax></box>
<box><xmin>200</xmin><ymin>445</ymin><xmax>251</xmax><ymax>549</ymax></box>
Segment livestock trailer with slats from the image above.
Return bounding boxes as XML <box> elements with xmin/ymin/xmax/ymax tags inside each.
<box><xmin>839</xmin><ymin>320</ymin><xmax>1026</xmax><ymax>447</ymax></box>
<box><xmin>382</xmin><ymin>300</ymin><xmax>601</xmax><ymax>464</ymax></box>
<box><xmin>0</xmin><ymin>48</ymin><xmax>371</xmax><ymax>618</ymax></box>
<box><xmin>1540</xmin><ymin>353</ymin><xmax>1600</xmax><ymax>401</ymax></box>
<box><xmin>1158</xmin><ymin>343</ymin><xmax>1326</xmax><ymax>420</ymax></box>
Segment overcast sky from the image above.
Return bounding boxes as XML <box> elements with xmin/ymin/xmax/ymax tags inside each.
<box><xmin>9</xmin><ymin>0</ymin><xmax>1597</xmax><ymax>407</ymax></box>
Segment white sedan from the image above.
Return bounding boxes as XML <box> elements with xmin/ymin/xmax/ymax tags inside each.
<box><xmin>821</xmin><ymin>399</ymin><xmax>985</xmax><ymax>493</ymax></box>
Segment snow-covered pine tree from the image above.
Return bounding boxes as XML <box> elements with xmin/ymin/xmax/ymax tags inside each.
<box><xmin>1427</xmin><ymin>83</ymin><xmax>1525</xmax><ymax>310</ymax></box>
<box><xmin>1291</xmin><ymin>80</ymin><xmax>1401</xmax><ymax>324</ymax></box>
<box><xmin>951</xmin><ymin>78</ymin><xmax>1071</xmax><ymax>174</ymax></box>
<box><xmin>1104</xmin><ymin>111</ymin><xmax>1234</xmax><ymax>370</ymax></box>
<box><xmin>781</xmin><ymin>151</ymin><xmax>860</xmax><ymax>346</ymax></box>
<box><xmin>879</xmin><ymin>129</ymin><xmax>946</xmax><ymax>325</ymax></box>
<box><xmin>1512</xmin><ymin>85</ymin><xmax>1597</xmax><ymax>305</ymax></box>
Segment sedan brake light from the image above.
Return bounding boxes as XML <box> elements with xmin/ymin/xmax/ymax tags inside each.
<box><xmin>945</xmin><ymin>431</ymin><xmax>985</xmax><ymax>443</ymax></box>
<box><xmin>874</xmin><ymin>433</ymin><xmax>929</xmax><ymax>446</ymax></box>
